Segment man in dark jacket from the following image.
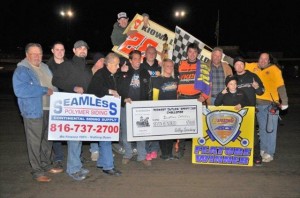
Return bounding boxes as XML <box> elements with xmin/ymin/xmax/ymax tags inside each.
<box><xmin>233</xmin><ymin>56</ymin><xmax>264</xmax><ymax>166</ymax></box>
<box><xmin>52</xmin><ymin>40</ymin><xmax>92</xmax><ymax>181</ymax></box>
<box><xmin>87</xmin><ymin>52</ymin><xmax>122</xmax><ymax>176</ymax></box>
<box><xmin>117</xmin><ymin>50</ymin><xmax>152</xmax><ymax>166</ymax></box>
<box><xmin>47</xmin><ymin>41</ymin><xmax>67</xmax><ymax>169</ymax></box>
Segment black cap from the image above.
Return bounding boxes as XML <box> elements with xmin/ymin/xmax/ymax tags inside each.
<box><xmin>233</xmin><ymin>56</ymin><xmax>245</xmax><ymax>66</ymax></box>
<box><xmin>225</xmin><ymin>75</ymin><xmax>238</xmax><ymax>86</ymax></box>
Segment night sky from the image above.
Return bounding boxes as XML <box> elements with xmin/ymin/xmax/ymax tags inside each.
<box><xmin>1</xmin><ymin>0</ymin><xmax>299</xmax><ymax>57</ymax></box>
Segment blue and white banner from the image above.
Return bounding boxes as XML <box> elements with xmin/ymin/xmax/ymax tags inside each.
<box><xmin>48</xmin><ymin>92</ymin><xmax>121</xmax><ymax>141</ymax></box>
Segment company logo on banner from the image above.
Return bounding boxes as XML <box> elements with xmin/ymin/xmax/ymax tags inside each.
<box><xmin>172</xmin><ymin>26</ymin><xmax>233</xmax><ymax>65</ymax></box>
<box><xmin>192</xmin><ymin>106</ymin><xmax>255</xmax><ymax>167</ymax></box>
<box><xmin>48</xmin><ymin>92</ymin><xmax>121</xmax><ymax>141</ymax></box>
<box><xmin>112</xmin><ymin>13</ymin><xmax>175</xmax><ymax>62</ymax></box>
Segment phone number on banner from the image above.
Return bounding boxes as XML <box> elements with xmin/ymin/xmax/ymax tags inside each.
<box><xmin>50</xmin><ymin>124</ymin><xmax>119</xmax><ymax>133</ymax></box>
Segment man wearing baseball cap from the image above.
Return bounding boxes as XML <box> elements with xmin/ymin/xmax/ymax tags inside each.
<box><xmin>111</xmin><ymin>12</ymin><xmax>150</xmax><ymax>46</ymax></box>
<box><xmin>52</xmin><ymin>40</ymin><xmax>92</xmax><ymax>181</ymax></box>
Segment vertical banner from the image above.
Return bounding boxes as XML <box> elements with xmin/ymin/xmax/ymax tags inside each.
<box><xmin>112</xmin><ymin>13</ymin><xmax>175</xmax><ymax>62</ymax></box>
<box><xmin>192</xmin><ymin>106</ymin><xmax>255</xmax><ymax>167</ymax></box>
<box><xmin>48</xmin><ymin>92</ymin><xmax>121</xmax><ymax>141</ymax></box>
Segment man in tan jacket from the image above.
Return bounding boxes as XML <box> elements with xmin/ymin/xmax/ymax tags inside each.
<box><xmin>208</xmin><ymin>47</ymin><xmax>233</xmax><ymax>105</ymax></box>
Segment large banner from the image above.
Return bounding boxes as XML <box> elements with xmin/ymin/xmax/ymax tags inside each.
<box><xmin>126</xmin><ymin>99</ymin><xmax>203</xmax><ymax>141</ymax></box>
<box><xmin>192</xmin><ymin>106</ymin><xmax>255</xmax><ymax>167</ymax></box>
<box><xmin>112</xmin><ymin>13</ymin><xmax>175</xmax><ymax>62</ymax></box>
<box><xmin>48</xmin><ymin>92</ymin><xmax>121</xmax><ymax>141</ymax></box>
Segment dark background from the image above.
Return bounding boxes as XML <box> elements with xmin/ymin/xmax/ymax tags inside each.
<box><xmin>1</xmin><ymin>0</ymin><xmax>299</xmax><ymax>57</ymax></box>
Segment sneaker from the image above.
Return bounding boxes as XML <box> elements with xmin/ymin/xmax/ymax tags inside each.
<box><xmin>35</xmin><ymin>175</ymin><xmax>51</xmax><ymax>182</ymax></box>
<box><xmin>260</xmin><ymin>150</ymin><xmax>265</xmax><ymax>157</ymax></box>
<box><xmin>150</xmin><ymin>151</ymin><xmax>158</xmax><ymax>159</ymax></box>
<box><xmin>262</xmin><ymin>153</ymin><xmax>273</xmax><ymax>162</ymax></box>
<box><xmin>122</xmin><ymin>158</ymin><xmax>131</xmax><ymax>165</ymax></box>
<box><xmin>140</xmin><ymin>159</ymin><xmax>151</xmax><ymax>166</ymax></box>
<box><xmin>48</xmin><ymin>167</ymin><xmax>63</xmax><ymax>174</ymax></box>
<box><xmin>160</xmin><ymin>156</ymin><xmax>175</xmax><ymax>161</ymax></box>
<box><xmin>132</xmin><ymin>148</ymin><xmax>138</xmax><ymax>155</ymax></box>
<box><xmin>91</xmin><ymin>151</ymin><xmax>99</xmax><ymax>162</ymax></box>
<box><xmin>112</xmin><ymin>144</ymin><xmax>125</xmax><ymax>155</ymax></box>
<box><xmin>146</xmin><ymin>153</ymin><xmax>152</xmax><ymax>161</ymax></box>
<box><xmin>80</xmin><ymin>156</ymin><xmax>90</xmax><ymax>163</ymax></box>
<box><xmin>254</xmin><ymin>158</ymin><xmax>262</xmax><ymax>166</ymax></box>
<box><xmin>69</xmin><ymin>171</ymin><xmax>86</xmax><ymax>181</ymax></box>
<box><xmin>80</xmin><ymin>168</ymin><xmax>90</xmax><ymax>175</ymax></box>
<box><xmin>160</xmin><ymin>155</ymin><xmax>168</xmax><ymax>160</ymax></box>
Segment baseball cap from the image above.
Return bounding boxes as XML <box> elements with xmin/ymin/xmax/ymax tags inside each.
<box><xmin>233</xmin><ymin>56</ymin><xmax>245</xmax><ymax>66</ymax></box>
<box><xmin>74</xmin><ymin>40</ymin><xmax>89</xmax><ymax>49</ymax></box>
<box><xmin>225</xmin><ymin>75</ymin><xmax>238</xmax><ymax>86</ymax></box>
<box><xmin>117</xmin><ymin>12</ymin><xmax>128</xmax><ymax>20</ymax></box>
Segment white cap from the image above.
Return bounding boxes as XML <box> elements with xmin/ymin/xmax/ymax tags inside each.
<box><xmin>117</xmin><ymin>12</ymin><xmax>128</xmax><ymax>20</ymax></box>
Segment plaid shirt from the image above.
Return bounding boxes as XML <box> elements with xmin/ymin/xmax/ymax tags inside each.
<box><xmin>211</xmin><ymin>64</ymin><xmax>225</xmax><ymax>97</ymax></box>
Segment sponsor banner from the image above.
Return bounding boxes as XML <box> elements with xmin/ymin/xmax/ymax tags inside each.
<box><xmin>48</xmin><ymin>92</ymin><xmax>121</xmax><ymax>141</ymax></box>
<box><xmin>192</xmin><ymin>106</ymin><xmax>255</xmax><ymax>167</ymax></box>
<box><xmin>126</xmin><ymin>99</ymin><xmax>203</xmax><ymax>141</ymax></box>
<box><xmin>112</xmin><ymin>13</ymin><xmax>175</xmax><ymax>62</ymax></box>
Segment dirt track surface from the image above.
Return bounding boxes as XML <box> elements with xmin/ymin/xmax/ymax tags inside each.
<box><xmin>0</xmin><ymin>71</ymin><xmax>300</xmax><ymax>198</ymax></box>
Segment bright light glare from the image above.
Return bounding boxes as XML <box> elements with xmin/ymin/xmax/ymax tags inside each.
<box><xmin>67</xmin><ymin>10</ymin><xmax>73</xmax><ymax>17</ymax></box>
<box><xmin>60</xmin><ymin>9</ymin><xmax>73</xmax><ymax>18</ymax></box>
<box><xmin>175</xmin><ymin>10</ymin><xmax>185</xmax><ymax>18</ymax></box>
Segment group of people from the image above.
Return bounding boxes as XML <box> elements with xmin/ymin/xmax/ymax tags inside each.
<box><xmin>12</xmin><ymin>11</ymin><xmax>288</xmax><ymax>182</ymax></box>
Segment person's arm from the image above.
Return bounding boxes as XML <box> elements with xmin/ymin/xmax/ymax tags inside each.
<box><xmin>214</xmin><ymin>90</ymin><xmax>226</xmax><ymax>106</ymax></box>
<box><xmin>253</xmin><ymin>74</ymin><xmax>264</xmax><ymax>96</ymax></box>
<box><xmin>278</xmin><ymin>85</ymin><xmax>288</xmax><ymax>110</ymax></box>
<box><xmin>13</xmin><ymin>67</ymin><xmax>48</xmax><ymax>98</ymax></box>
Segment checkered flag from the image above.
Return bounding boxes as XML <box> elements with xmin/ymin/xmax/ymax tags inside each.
<box><xmin>172</xmin><ymin>26</ymin><xmax>207</xmax><ymax>65</ymax></box>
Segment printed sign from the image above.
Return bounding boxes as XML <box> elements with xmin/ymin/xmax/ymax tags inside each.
<box><xmin>126</xmin><ymin>99</ymin><xmax>203</xmax><ymax>141</ymax></box>
<box><xmin>192</xmin><ymin>106</ymin><xmax>255</xmax><ymax>167</ymax></box>
<box><xmin>112</xmin><ymin>13</ymin><xmax>175</xmax><ymax>62</ymax></box>
<box><xmin>48</xmin><ymin>92</ymin><xmax>121</xmax><ymax>141</ymax></box>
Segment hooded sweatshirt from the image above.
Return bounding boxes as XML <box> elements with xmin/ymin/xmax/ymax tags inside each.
<box><xmin>111</xmin><ymin>22</ymin><xmax>128</xmax><ymax>46</ymax></box>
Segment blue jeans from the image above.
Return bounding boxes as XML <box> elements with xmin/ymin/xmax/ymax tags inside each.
<box><xmin>52</xmin><ymin>141</ymin><xmax>64</xmax><ymax>162</ymax></box>
<box><xmin>256</xmin><ymin>104</ymin><xmax>279</xmax><ymax>157</ymax></box>
<box><xmin>146</xmin><ymin>141</ymin><xmax>160</xmax><ymax>153</ymax></box>
<box><xmin>66</xmin><ymin>141</ymin><xmax>82</xmax><ymax>175</ymax></box>
<box><xmin>121</xmin><ymin>107</ymin><xmax>147</xmax><ymax>161</ymax></box>
<box><xmin>90</xmin><ymin>142</ymin><xmax>99</xmax><ymax>153</ymax></box>
<box><xmin>97</xmin><ymin>141</ymin><xmax>114</xmax><ymax>170</ymax></box>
